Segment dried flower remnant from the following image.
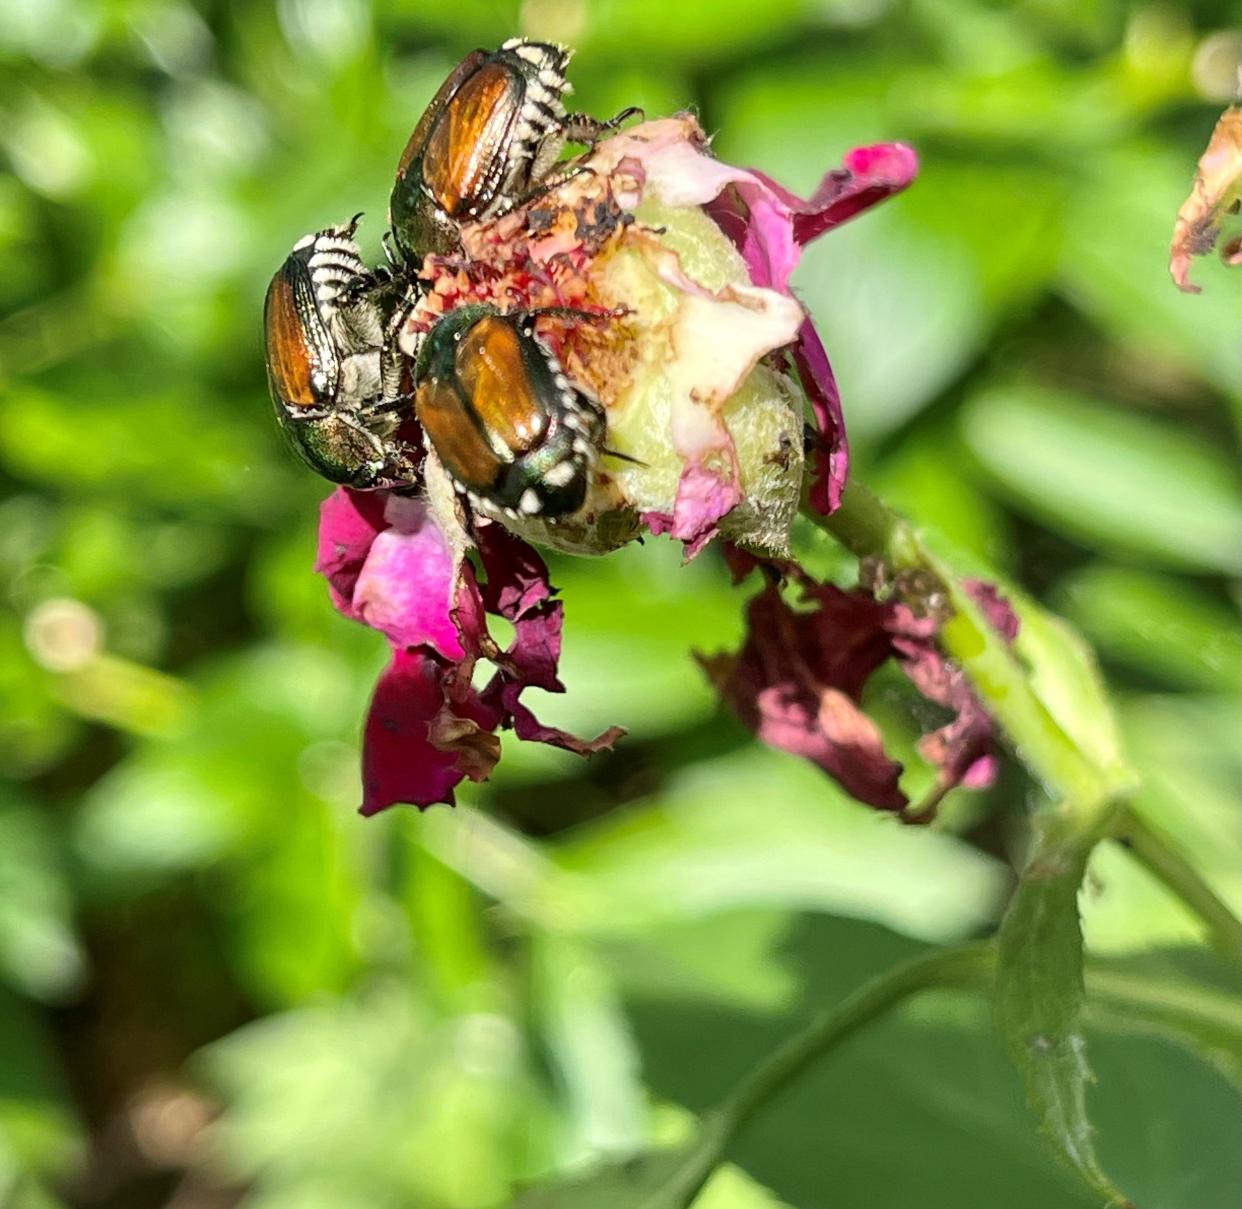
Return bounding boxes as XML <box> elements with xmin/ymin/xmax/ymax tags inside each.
<box><xmin>1170</xmin><ymin>104</ymin><xmax>1242</xmax><ymax>293</ymax></box>
<box><xmin>698</xmin><ymin>556</ymin><xmax>1019</xmax><ymax>818</ymax></box>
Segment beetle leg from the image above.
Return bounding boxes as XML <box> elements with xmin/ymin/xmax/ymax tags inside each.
<box><xmin>336</xmin><ymin>267</ymin><xmax>396</xmax><ymax>310</ymax></box>
<box><xmin>381</xmin><ymin>229</ymin><xmax>406</xmax><ymax>271</ymax></box>
<box><xmin>360</xmin><ymin>391</ymin><xmax>416</xmax><ymax>419</ymax></box>
<box><xmin>561</xmin><ymin>105</ymin><xmax>643</xmax><ymax>146</ymax></box>
<box><xmin>500</xmin><ymin>161</ymin><xmax>596</xmax><ymax>214</ymax></box>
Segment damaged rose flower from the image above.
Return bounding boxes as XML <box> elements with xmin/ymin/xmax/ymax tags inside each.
<box><xmin>314</xmin><ymin>110</ymin><xmax>1018</xmax><ymax>816</ymax></box>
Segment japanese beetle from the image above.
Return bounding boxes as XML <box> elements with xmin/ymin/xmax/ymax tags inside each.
<box><xmin>389</xmin><ymin>38</ymin><xmax>637</xmax><ymax>261</ymax></box>
<box><xmin>413</xmin><ymin>304</ymin><xmax>605</xmax><ymax>518</ymax></box>
<box><xmin>263</xmin><ymin>219</ymin><xmax>419</xmax><ymax>489</ymax></box>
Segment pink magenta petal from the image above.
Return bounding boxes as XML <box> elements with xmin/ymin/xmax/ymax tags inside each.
<box><xmin>793</xmin><ymin>319</ymin><xmax>848</xmax><ymax>515</ymax></box>
<box><xmin>315</xmin><ymin>488</ymin><xmax>389</xmax><ymax>616</ymax></box>
<box><xmin>361</xmin><ymin>648</ymin><xmax>497</xmax><ymax>814</ymax></box>
<box><xmin>352</xmin><ymin>496</ymin><xmax>465</xmax><ymax>660</ymax></box>
<box><xmin>693</xmin><ymin>133</ymin><xmax>916</xmax><ymax>518</ymax></box>
<box><xmin>764</xmin><ymin>142</ymin><xmax>919</xmax><ymax>249</ymax></box>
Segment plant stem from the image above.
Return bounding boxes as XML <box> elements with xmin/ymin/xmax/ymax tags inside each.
<box><xmin>804</xmin><ymin>479</ymin><xmax>1240</xmax><ymax>957</ymax></box>
<box><xmin>1117</xmin><ymin>806</ymin><xmax>1242</xmax><ymax>959</ymax></box>
<box><xmin>714</xmin><ymin>942</ymin><xmax>993</xmax><ymax>1148</ymax></box>
<box><xmin>803</xmin><ymin>481</ymin><xmax>1116</xmax><ymax>806</ymax></box>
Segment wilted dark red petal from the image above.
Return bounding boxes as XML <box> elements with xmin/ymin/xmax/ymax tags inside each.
<box><xmin>360</xmin><ymin>648</ymin><xmax>498</xmax><ymax>814</ymax></box>
<box><xmin>315</xmin><ymin>488</ymin><xmax>388</xmax><ymax>615</ymax></box>
<box><xmin>505</xmin><ymin>694</ymin><xmax>626</xmax><ymax>756</ymax></box>
<box><xmin>471</xmin><ymin>522</ymin><xmax>624</xmax><ymax>757</ymax></box>
<box><xmin>479</xmin><ymin>590</ymin><xmax>625</xmax><ymax>754</ymax></box>
<box><xmin>427</xmin><ymin>704</ymin><xmax>502</xmax><ymax>784</ymax></box>
<box><xmin>704</xmin><ymin>563</ymin><xmax>1019</xmax><ymax>814</ymax></box>
<box><xmin>699</xmin><ymin>582</ymin><xmax>907</xmax><ymax>811</ymax></box>
<box><xmin>793</xmin><ymin>319</ymin><xmax>849</xmax><ymax>515</ymax></box>
<box><xmin>892</xmin><ymin>628</ymin><xmax>997</xmax><ymax>795</ymax></box>
<box><xmin>963</xmin><ymin>578</ymin><xmax>1020</xmax><ymax>644</ymax></box>
<box><xmin>451</xmin><ymin>558</ymin><xmax>489</xmax><ymax>658</ymax></box>
<box><xmin>889</xmin><ymin>580</ymin><xmax>1018</xmax><ymax>800</ymax></box>
<box><xmin>474</xmin><ymin>522</ymin><xmax>556</xmax><ymax>621</ymax></box>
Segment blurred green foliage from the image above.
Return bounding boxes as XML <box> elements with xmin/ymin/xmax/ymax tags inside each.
<box><xmin>0</xmin><ymin>1</ymin><xmax>1239</xmax><ymax>1207</ymax></box>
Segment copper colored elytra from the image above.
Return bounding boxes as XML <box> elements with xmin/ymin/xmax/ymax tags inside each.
<box><xmin>413</xmin><ymin>304</ymin><xmax>604</xmax><ymax>518</ymax></box>
<box><xmin>388</xmin><ymin>38</ymin><xmax>638</xmax><ymax>262</ymax></box>
<box><xmin>265</xmin><ymin>39</ymin><xmax>642</xmax><ymax>512</ymax></box>
<box><xmin>262</xmin><ymin>221</ymin><xmax>420</xmax><ymax>489</ymax></box>
<box><xmin>263</xmin><ymin>270</ymin><xmax>320</xmax><ymax>409</ymax></box>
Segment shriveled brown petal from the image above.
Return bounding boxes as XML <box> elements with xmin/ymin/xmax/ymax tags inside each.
<box><xmin>698</xmin><ymin>582</ymin><xmax>906</xmax><ymax>811</ymax></box>
<box><xmin>1171</xmin><ymin>105</ymin><xmax>1242</xmax><ymax>293</ymax></box>
<box><xmin>703</xmin><ymin>559</ymin><xmax>1020</xmax><ymax>816</ymax></box>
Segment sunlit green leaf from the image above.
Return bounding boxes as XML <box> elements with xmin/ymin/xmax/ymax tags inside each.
<box><xmin>995</xmin><ymin>833</ymin><xmax>1132</xmax><ymax>1207</ymax></box>
<box><xmin>1054</xmin><ymin>565</ymin><xmax>1241</xmax><ymax>692</ymax></box>
<box><xmin>1085</xmin><ymin>948</ymin><xmax>1242</xmax><ymax>1087</ymax></box>
<box><xmin>0</xmin><ymin>800</ymin><xmax>83</xmax><ymax>1002</ymax></box>
<box><xmin>508</xmin><ymin>1134</ymin><xmax>720</xmax><ymax>1209</ymax></box>
<box><xmin>963</xmin><ymin>386</ymin><xmax>1242</xmax><ymax>573</ymax></box>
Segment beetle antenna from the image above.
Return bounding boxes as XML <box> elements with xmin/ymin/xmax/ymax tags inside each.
<box><xmin>601</xmin><ymin>446</ymin><xmax>646</xmax><ymax>466</ymax></box>
<box><xmin>526</xmin><ymin>305</ymin><xmax>629</xmax><ymax>325</ymax></box>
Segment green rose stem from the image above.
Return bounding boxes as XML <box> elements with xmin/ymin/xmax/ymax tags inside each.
<box><xmin>646</xmin><ymin>939</ymin><xmax>1238</xmax><ymax>1209</ymax></box>
<box><xmin>802</xmin><ymin>479</ymin><xmax>1240</xmax><ymax>956</ymax></box>
<box><xmin>1116</xmin><ymin>808</ymin><xmax>1242</xmax><ymax>959</ymax></box>
<box><xmin>627</xmin><ymin>942</ymin><xmax>995</xmax><ymax>1209</ymax></box>
<box><xmin>796</xmin><ymin>477</ymin><xmax>1238</xmax><ymax>1204</ymax></box>
<box><xmin>714</xmin><ymin>942</ymin><xmax>994</xmax><ymax>1137</ymax></box>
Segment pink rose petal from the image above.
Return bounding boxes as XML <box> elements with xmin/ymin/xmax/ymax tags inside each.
<box><xmin>352</xmin><ymin>496</ymin><xmax>465</xmax><ymax>659</ymax></box>
<box><xmin>315</xmin><ymin>488</ymin><xmax>389</xmax><ymax>615</ymax></box>
<box><xmin>1170</xmin><ymin>105</ymin><xmax>1242</xmax><ymax>294</ymax></box>
<box><xmin>792</xmin><ymin>319</ymin><xmax>848</xmax><ymax>515</ymax></box>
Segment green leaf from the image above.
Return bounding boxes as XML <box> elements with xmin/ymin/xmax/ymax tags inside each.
<box><xmin>0</xmin><ymin>987</ymin><xmax>82</xmax><ymax>1192</ymax></box>
<box><xmin>1085</xmin><ymin>949</ymin><xmax>1242</xmax><ymax>1088</ymax></box>
<box><xmin>532</xmin><ymin>938</ymin><xmax>647</xmax><ymax>1155</ymax></box>
<box><xmin>1059</xmin><ymin>144</ymin><xmax>1241</xmax><ymax>406</ymax></box>
<box><xmin>507</xmin><ymin>1130</ymin><xmax>722</xmax><ymax>1209</ymax></box>
<box><xmin>627</xmin><ymin>915</ymin><xmax>1238</xmax><ymax>1209</ymax></box>
<box><xmin>692</xmin><ymin>1164</ymin><xmax>797</xmax><ymax>1209</ymax></box>
<box><xmin>1011</xmin><ymin>595</ymin><xmax>1131</xmax><ymax>785</ymax></box>
<box><xmin>203</xmin><ymin>987</ymin><xmax>546</xmax><ymax>1209</ymax></box>
<box><xmin>547</xmin><ymin>748</ymin><xmax>1008</xmax><ymax>942</ymax></box>
<box><xmin>392</xmin><ymin>0</ymin><xmax>807</xmax><ymax>62</ymax></box>
<box><xmin>0</xmin><ymin>799</ymin><xmax>83</xmax><ymax>1002</ymax></box>
<box><xmin>995</xmin><ymin>829</ymin><xmax>1133</xmax><ymax>1207</ymax></box>
<box><xmin>962</xmin><ymin>386</ymin><xmax>1242</xmax><ymax>574</ymax></box>
<box><xmin>1053</xmin><ymin>566</ymin><xmax>1242</xmax><ymax>693</ymax></box>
